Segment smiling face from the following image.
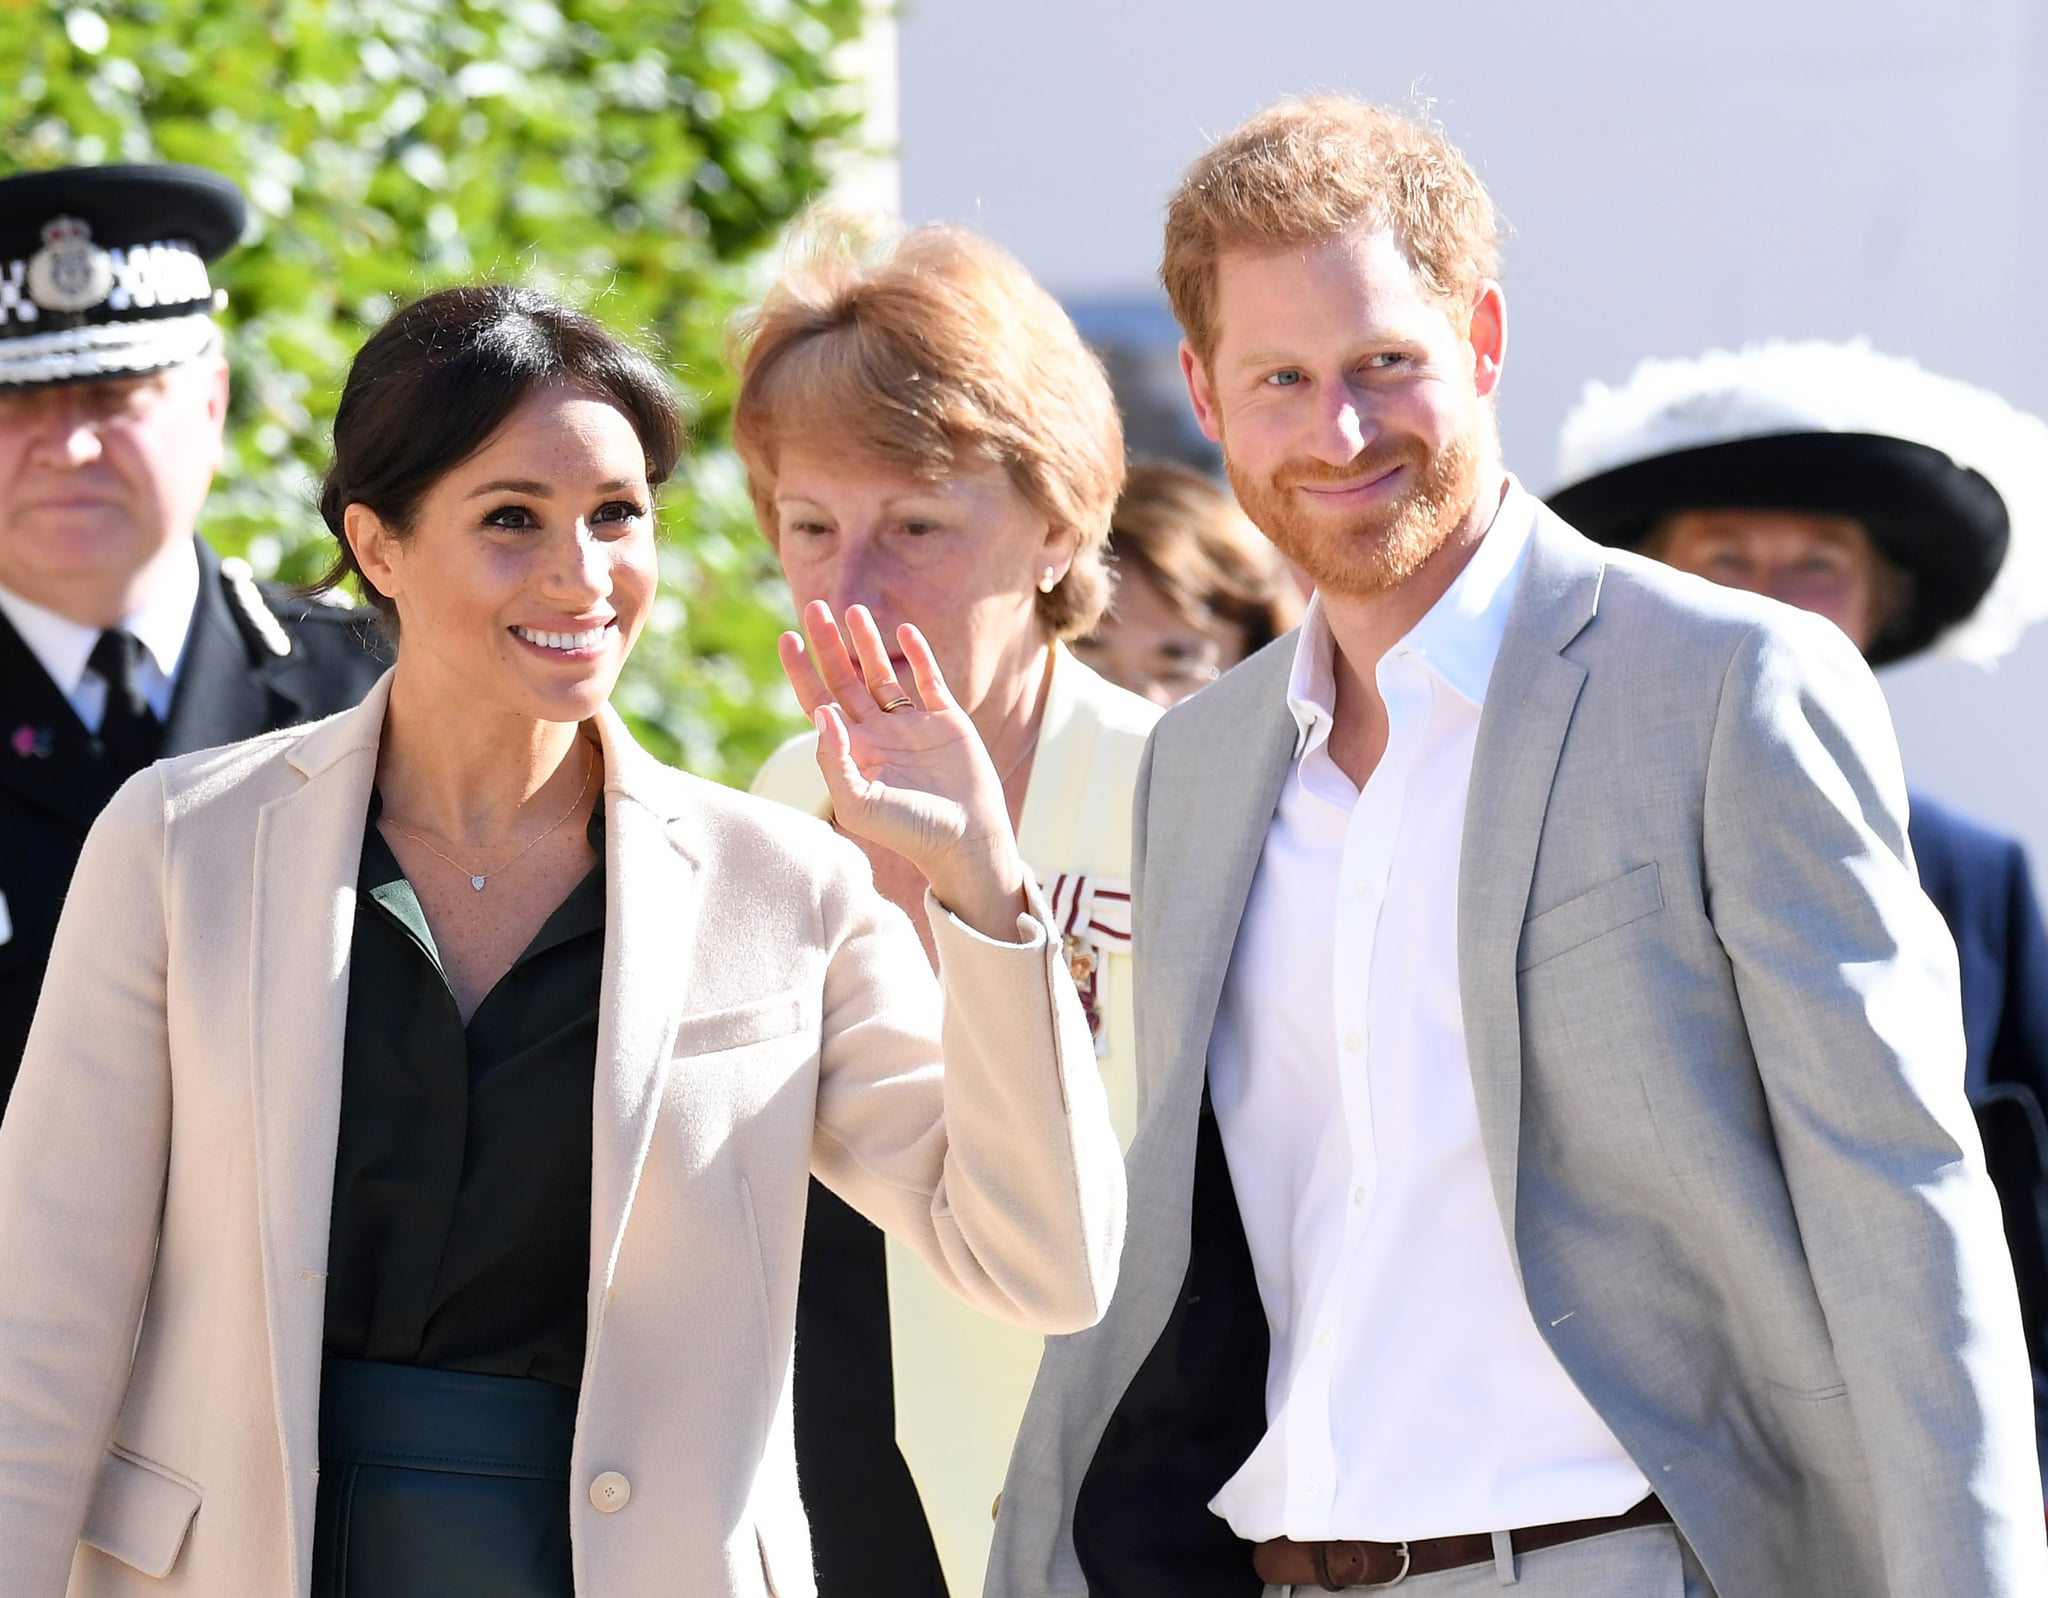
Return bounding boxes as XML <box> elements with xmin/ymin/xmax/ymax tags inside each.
<box><xmin>1648</xmin><ymin>507</ymin><xmax>1888</xmax><ymax>653</ymax></box>
<box><xmin>767</xmin><ymin>441</ymin><xmax>1075</xmax><ymax>716</ymax></box>
<box><xmin>0</xmin><ymin>357</ymin><xmax>228</xmax><ymax>620</ymax></box>
<box><xmin>1182</xmin><ymin>226</ymin><xmax>1503</xmax><ymax>601</ymax></box>
<box><xmin>346</xmin><ymin>383</ymin><xmax>656</xmax><ymax>726</ymax></box>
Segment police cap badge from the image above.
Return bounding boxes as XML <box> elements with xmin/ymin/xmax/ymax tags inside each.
<box><xmin>0</xmin><ymin>162</ymin><xmax>245</xmax><ymax>390</ymax></box>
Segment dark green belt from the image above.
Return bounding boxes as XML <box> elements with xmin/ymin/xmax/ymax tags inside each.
<box><xmin>313</xmin><ymin>1357</ymin><xmax>577</xmax><ymax>1598</ymax></box>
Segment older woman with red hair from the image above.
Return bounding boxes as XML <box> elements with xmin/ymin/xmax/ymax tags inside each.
<box><xmin>734</xmin><ymin>217</ymin><xmax>1159</xmax><ymax>1597</ymax></box>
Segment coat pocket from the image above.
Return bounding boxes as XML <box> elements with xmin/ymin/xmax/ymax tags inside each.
<box><xmin>672</xmin><ymin>990</ymin><xmax>808</xmax><ymax>1057</ymax></box>
<box><xmin>1517</xmin><ymin>862</ymin><xmax>1664</xmax><ymax>972</ymax></box>
<box><xmin>80</xmin><ymin>1445</ymin><xmax>202</xmax><ymax>1578</ymax></box>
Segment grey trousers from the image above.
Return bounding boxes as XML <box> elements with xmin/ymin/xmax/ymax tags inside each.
<box><xmin>1261</xmin><ymin>1522</ymin><xmax>1713</xmax><ymax>1596</ymax></box>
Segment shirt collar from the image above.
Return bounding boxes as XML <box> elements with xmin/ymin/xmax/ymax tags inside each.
<box><xmin>0</xmin><ymin>537</ymin><xmax>201</xmax><ymax>694</ymax></box>
<box><xmin>125</xmin><ymin>540</ymin><xmax>201</xmax><ymax>681</ymax></box>
<box><xmin>1283</xmin><ymin>476</ymin><xmax>1538</xmax><ymax>756</ymax></box>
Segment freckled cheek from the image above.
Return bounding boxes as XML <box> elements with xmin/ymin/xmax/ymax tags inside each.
<box><xmin>610</xmin><ymin>548</ymin><xmax>658</xmax><ymax>634</ymax></box>
<box><xmin>778</xmin><ymin>558</ymin><xmax>831</xmax><ymax>611</ymax></box>
<box><xmin>1226</xmin><ymin>407</ymin><xmax>1297</xmax><ymax>468</ymax></box>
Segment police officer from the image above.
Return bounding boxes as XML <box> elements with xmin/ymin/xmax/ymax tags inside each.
<box><xmin>1551</xmin><ymin>338</ymin><xmax>2048</xmax><ymax>1487</ymax></box>
<box><xmin>0</xmin><ymin>163</ymin><xmax>385</xmax><ymax>1106</ymax></box>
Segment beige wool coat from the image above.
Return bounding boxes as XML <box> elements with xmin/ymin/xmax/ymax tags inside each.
<box><xmin>0</xmin><ymin>677</ymin><xmax>1126</xmax><ymax>1598</ymax></box>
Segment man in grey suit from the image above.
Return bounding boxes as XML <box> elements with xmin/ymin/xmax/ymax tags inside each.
<box><xmin>986</xmin><ymin>95</ymin><xmax>2044</xmax><ymax>1597</ymax></box>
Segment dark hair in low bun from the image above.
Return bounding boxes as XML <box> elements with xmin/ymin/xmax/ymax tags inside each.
<box><xmin>311</xmin><ymin>284</ymin><xmax>683</xmax><ymax>624</ymax></box>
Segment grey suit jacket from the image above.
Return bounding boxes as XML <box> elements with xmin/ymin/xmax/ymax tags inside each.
<box><xmin>988</xmin><ymin>509</ymin><xmax>2045</xmax><ymax>1598</ymax></box>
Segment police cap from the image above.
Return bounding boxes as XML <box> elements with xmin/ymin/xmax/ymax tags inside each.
<box><xmin>0</xmin><ymin>162</ymin><xmax>246</xmax><ymax>390</ymax></box>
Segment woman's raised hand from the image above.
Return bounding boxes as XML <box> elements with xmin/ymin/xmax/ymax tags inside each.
<box><xmin>778</xmin><ymin>602</ymin><xmax>1028</xmax><ymax>939</ymax></box>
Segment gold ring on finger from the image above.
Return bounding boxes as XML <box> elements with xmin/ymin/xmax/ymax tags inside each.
<box><xmin>877</xmin><ymin>693</ymin><xmax>915</xmax><ymax>713</ymax></box>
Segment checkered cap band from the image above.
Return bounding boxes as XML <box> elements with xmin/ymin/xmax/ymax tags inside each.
<box><xmin>0</xmin><ymin>310</ymin><xmax>217</xmax><ymax>387</ymax></box>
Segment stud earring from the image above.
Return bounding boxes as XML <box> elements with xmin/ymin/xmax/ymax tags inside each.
<box><xmin>1038</xmin><ymin>567</ymin><xmax>1059</xmax><ymax>593</ymax></box>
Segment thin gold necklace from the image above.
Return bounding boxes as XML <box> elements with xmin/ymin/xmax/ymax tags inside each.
<box><xmin>381</xmin><ymin>743</ymin><xmax>597</xmax><ymax>892</ymax></box>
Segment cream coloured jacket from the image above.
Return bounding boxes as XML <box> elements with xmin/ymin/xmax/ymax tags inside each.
<box><xmin>0</xmin><ymin>675</ymin><xmax>1124</xmax><ymax>1598</ymax></box>
<box><xmin>752</xmin><ymin>643</ymin><xmax>1160</xmax><ymax>1594</ymax></box>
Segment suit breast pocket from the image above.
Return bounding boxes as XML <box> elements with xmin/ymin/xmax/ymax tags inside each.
<box><xmin>1517</xmin><ymin>862</ymin><xmax>1665</xmax><ymax>972</ymax></box>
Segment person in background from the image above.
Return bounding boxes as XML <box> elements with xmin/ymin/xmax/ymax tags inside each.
<box><xmin>0</xmin><ymin>162</ymin><xmax>384</xmax><ymax>1104</ymax></box>
<box><xmin>1074</xmin><ymin>460</ymin><xmax>1304</xmax><ymax>706</ymax></box>
<box><xmin>1549</xmin><ymin>338</ymin><xmax>2048</xmax><ymax>1487</ymax></box>
<box><xmin>0</xmin><ymin>283</ymin><xmax>1122</xmax><ymax>1596</ymax></box>
<box><xmin>735</xmin><ymin>215</ymin><xmax>1161</xmax><ymax>1596</ymax></box>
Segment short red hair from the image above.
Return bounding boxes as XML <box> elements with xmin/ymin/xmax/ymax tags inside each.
<box><xmin>1163</xmin><ymin>95</ymin><xmax>1502</xmax><ymax>365</ymax></box>
<box><xmin>731</xmin><ymin>215</ymin><xmax>1124</xmax><ymax>639</ymax></box>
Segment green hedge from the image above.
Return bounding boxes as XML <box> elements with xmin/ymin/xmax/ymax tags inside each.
<box><xmin>1</xmin><ymin>0</ymin><xmax>865</xmax><ymax>782</ymax></box>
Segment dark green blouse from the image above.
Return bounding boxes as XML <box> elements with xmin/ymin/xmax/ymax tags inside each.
<box><xmin>321</xmin><ymin>795</ymin><xmax>605</xmax><ymax>1391</ymax></box>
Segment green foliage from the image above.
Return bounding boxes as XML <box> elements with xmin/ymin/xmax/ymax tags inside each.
<box><xmin>0</xmin><ymin>0</ymin><xmax>865</xmax><ymax>781</ymax></box>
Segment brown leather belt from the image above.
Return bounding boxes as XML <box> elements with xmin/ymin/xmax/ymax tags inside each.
<box><xmin>1252</xmin><ymin>1494</ymin><xmax>1671</xmax><ymax>1589</ymax></box>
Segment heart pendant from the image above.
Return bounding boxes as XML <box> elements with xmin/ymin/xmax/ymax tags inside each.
<box><xmin>470</xmin><ymin>875</ymin><xmax>487</xmax><ymax>891</ymax></box>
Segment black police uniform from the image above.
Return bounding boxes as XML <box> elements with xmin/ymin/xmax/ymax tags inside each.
<box><xmin>0</xmin><ymin>161</ymin><xmax>387</xmax><ymax>1108</ymax></box>
<box><xmin>0</xmin><ymin>543</ymin><xmax>385</xmax><ymax>1106</ymax></box>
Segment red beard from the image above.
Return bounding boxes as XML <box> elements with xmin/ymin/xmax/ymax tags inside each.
<box><xmin>1226</xmin><ymin>430</ymin><xmax>1482</xmax><ymax>600</ymax></box>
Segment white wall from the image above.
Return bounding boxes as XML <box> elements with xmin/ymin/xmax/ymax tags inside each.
<box><xmin>896</xmin><ymin>0</ymin><xmax>2048</xmax><ymax>888</ymax></box>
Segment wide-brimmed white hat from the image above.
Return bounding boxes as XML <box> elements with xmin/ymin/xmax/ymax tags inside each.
<box><xmin>1550</xmin><ymin>340</ymin><xmax>2048</xmax><ymax>666</ymax></box>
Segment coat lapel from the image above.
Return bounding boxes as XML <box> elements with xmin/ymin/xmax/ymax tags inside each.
<box><xmin>0</xmin><ymin>606</ymin><xmax>119</xmax><ymax>829</ymax></box>
<box><xmin>161</xmin><ymin>543</ymin><xmax>271</xmax><ymax>758</ymax></box>
<box><xmin>586</xmin><ymin>709</ymin><xmax>699</xmax><ymax>1299</ymax></box>
<box><xmin>1457</xmin><ymin>511</ymin><xmax>1603</xmax><ymax>1252</ymax></box>
<box><xmin>245</xmin><ymin>677</ymin><xmax>387</xmax><ymax>1568</ymax></box>
<box><xmin>1141</xmin><ymin>641</ymin><xmax>1299</xmax><ymax>1137</ymax></box>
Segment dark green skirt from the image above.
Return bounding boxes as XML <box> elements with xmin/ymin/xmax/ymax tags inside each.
<box><xmin>312</xmin><ymin>1358</ymin><xmax>576</xmax><ymax>1598</ymax></box>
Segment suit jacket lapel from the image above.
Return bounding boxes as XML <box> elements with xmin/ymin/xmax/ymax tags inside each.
<box><xmin>586</xmin><ymin>709</ymin><xmax>698</xmax><ymax>1301</ymax></box>
<box><xmin>0</xmin><ymin>607</ymin><xmax>118</xmax><ymax>828</ymax></box>
<box><xmin>246</xmin><ymin>678</ymin><xmax>386</xmax><ymax>1559</ymax></box>
<box><xmin>161</xmin><ymin>543</ymin><xmax>270</xmax><ymax>758</ymax></box>
<box><xmin>1458</xmin><ymin>510</ymin><xmax>1603</xmax><ymax>1252</ymax></box>
<box><xmin>1140</xmin><ymin>641</ymin><xmax>1298</xmax><ymax>1145</ymax></box>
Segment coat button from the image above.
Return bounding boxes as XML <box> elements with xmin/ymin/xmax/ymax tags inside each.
<box><xmin>590</xmin><ymin>1471</ymin><xmax>631</xmax><ymax>1512</ymax></box>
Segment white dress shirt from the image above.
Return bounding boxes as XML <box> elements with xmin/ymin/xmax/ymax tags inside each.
<box><xmin>1207</xmin><ymin>480</ymin><xmax>1650</xmax><ymax>1542</ymax></box>
<box><xmin>0</xmin><ymin>539</ymin><xmax>197</xmax><ymax>729</ymax></box>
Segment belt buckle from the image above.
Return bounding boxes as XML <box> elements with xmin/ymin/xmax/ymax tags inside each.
<box><xmin>1312</xmin><ymin>1539</ymin><xmax>1410</xmax><ymax>1590</ymax></box>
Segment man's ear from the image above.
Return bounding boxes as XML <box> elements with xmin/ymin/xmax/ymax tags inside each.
<box><xmin>201</xmin><ymin>356</ymin><xmax>230</xmax><ymax>427</ymax></box>
<box><xmin>194</xmin><ymin>356</ymin><xmax>231</xmax><ymax>476</ymax></box>
<box><xmin>1466</xmin><ymin>280</ymin><xmax>1507</xmax><ymax>400</ymax></box>
<box><xmin>1180</xmin><ymin>339</ymin><xmax>1225</xmax><ymax>444</ymax></box>
<box><xmin>343</xmin><ymin>502</ymin><xmax>401</xmax><ymax>603</ymax></box>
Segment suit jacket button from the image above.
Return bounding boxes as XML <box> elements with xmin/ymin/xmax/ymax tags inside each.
<box><xmin>590</xmin><ymin>1470</ymin><xmax>631</xmax><ymax>1512</ymax></box>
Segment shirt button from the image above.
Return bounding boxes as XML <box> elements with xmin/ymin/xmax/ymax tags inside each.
<box><xmin>1343</xmin><ymin>1031</ymin><xmax>1362</xmax><ymax>1054</ymax></box>
<box><xmin>1302</xmin><ymin>1479</ymin><xmax>1320</xmax><ymax>1499</ymax></box>
<box><xmin>1315</xmin><ymin>1328</ymin><xmax>1334</xmax><ymax>1351</ymax></box>
<box><xmin>589</xmin><ymin>1470</ymin><xmax>631</xmax><ymax>1512</ymax></box>
<box><xmin>1350</xmin><ymin>1186</ymin><xmax>1365</xmax><ymax>1207</ymax></box>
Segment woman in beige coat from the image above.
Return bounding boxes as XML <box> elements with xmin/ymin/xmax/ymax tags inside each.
<box><xmin>0</xmin><ymin>285</ymin><xmax>1123</xmax><ymax>1598</ymax></box>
